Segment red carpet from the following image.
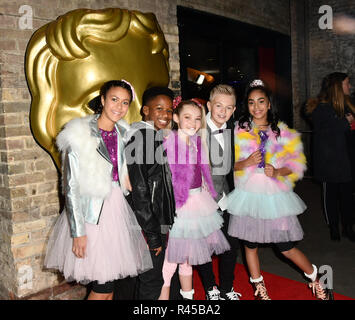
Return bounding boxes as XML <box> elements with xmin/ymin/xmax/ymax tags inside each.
<box><xmin>193</xmin><ymin>257</ymin><xmax>354</xmax><ymax>300</ymax></box>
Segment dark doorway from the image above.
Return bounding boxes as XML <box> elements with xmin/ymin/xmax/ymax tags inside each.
<box><xmin>177</xmin><ymin>6</ymin><xmax>293</xmax><ymax>127</ymax></box>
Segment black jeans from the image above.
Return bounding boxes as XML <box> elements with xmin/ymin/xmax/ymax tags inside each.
<box><xmin>322</xmin><ymin>181</ymin><xmax>354</xmax><ymax>228</ymax></box>
<box><xmin>135</xmin><ymin>233</ymin><xmax>180</xmax><ymax>300</ymax></box>
<box><xmin>195</xmin><ymin>211</ymin><xmax>240</xmax><ymax>292</ymax></box>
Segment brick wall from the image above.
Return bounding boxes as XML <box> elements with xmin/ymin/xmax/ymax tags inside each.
<box><xmin>308</xmin><ymin>0</ymin><xmax>355</xmax><ymax>97</ymax></box>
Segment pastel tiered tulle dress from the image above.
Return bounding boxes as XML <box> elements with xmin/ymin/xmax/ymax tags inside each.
<box><xmin>166</xmin><ymin>142</ymin><xmax>230</xmax><ymax>266</ymax></box>
<box><xmin>227</xmin><ymin>127</ymin><xmax>307</xmax><ymax>244</ymax></box>
<box><xmin>44</xmin><ymin>128</ymin><xmax>152</xmax><ymax>285</ymax></box>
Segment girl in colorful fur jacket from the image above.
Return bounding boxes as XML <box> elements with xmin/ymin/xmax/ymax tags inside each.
<box><xmin>227</xmin><ymin>80</ymin><xmax>333</xmax><ymax>301</ymax></box>
<box><xmin>158</xmin><ymin>99</ymin><xmax>230</xmax><ymax>300</ymax></box>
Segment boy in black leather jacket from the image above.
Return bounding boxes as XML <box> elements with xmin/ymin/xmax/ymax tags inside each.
<box><xmin>125</xmin><ymin>86</ymin><xmax>177</xmax><ymax>299</ymax></box>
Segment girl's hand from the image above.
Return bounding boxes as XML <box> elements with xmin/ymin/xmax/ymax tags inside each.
<box><xmin>124</xmin><ymin>174</ymin><xmax>132</xmax><ymax>192</ymax></box>
<box><xmin>234</xmin><ymin>150</ymin><xmax>262</xmax><ymax>171</ymax></box>
<box><xmin>264</xmin><ymin>164</ymin><xmax>278</xmax><ymax>178</ymax></box>
<box><xmin>246</xmin><ymin>150</ymin><xmax>262</xmax><ymax>167</ymax></box>
<box><xmin>72</xmin><ymin>235</ymin><xmax>87</xmax><ymax>258</ymax></box>
<box><xmin>264</xmin><ymin>165</ymin><xmax>292</xmax><ymax>178</ymax></box>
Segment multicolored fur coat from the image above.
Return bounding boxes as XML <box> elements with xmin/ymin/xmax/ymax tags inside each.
<box><xmin>234</xmin><ymin>122</ymin><xmax>307</xmax><ymax>191</ymax></box>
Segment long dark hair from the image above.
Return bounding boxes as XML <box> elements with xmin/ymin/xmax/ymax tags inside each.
<box><xmin>88</xmin><ymin>80</ymin><xmax>133</xmax><ymax>114</ymax></box>
<box><xmin>238</xmin><ymin>83</ymin><xmax>280</xmax><ymax>137</ymax></box>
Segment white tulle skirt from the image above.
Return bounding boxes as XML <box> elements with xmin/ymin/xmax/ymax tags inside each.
<box><xmin>44</xmin><ymin>185</ymin><xmax>153</xmax><ymax>285</ymax></box>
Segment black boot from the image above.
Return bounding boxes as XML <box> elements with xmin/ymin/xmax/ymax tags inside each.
<box><xmin>342</xmin><ymin>224</ymin><xmax>355</xmax><ymax>242</ymax></box>
<box><xmin>329</xmin><ymin>225</ymin><xmax>340</xmax><ymax>241</ymax></box>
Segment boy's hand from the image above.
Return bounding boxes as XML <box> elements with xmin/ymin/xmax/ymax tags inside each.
<box><xmin>151</xmin><ymin>247</ymin><xmax>162</xmax><ymax>256</ymax></box>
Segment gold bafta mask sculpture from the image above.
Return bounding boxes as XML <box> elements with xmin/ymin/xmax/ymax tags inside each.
<box><xmin>25</xmin><ymin>8</ymin><xmax>170</xmax><ymax>168</ymax></box>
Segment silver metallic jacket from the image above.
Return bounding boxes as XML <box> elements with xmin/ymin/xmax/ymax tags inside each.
<box><xmin>56</xmin><ymin>114</ymin><xmax>129</xmax><ymax>238</ymax></box>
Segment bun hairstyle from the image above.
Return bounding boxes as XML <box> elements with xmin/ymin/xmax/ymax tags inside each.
<box><xmin>88</xmin><ymin>79</ymin><xmax>134</xmax><ymax>114</ymax></box>
<box><xmin>238</xmin><ymin>79</ymin><xmax>280</xmax><ymax>137</ymax></box>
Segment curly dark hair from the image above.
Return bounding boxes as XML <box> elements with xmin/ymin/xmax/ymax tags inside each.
<box><xmin>140</xmin><ymin>86</ymin><xmax>174</xmax><ymax>119</ymax></box>
<box><xmin>238</xmin><ymin>83</ymin><xmax>280</xmax><ymax>138</ymax></box>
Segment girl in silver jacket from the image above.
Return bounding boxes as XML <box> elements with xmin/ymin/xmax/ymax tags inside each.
<box><xmin>44</xmin><ymin>80</ymin><xmax>152</xmax><ymax>300</ymax></box>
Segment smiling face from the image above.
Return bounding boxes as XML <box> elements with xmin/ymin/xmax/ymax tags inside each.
<box><xmin>143</xmin><ymin>94</ymin><xmax>173</xmax><ymax>130</ymax></box>
<box><xmin>207</xmin><ymin>94</ymin><xmax>236</xmax><ymax>128</ymax></box>
<box><xmin>173</xmin><ymin>104</ymin><xmax>202</xmax><ymax>137</ymax></box>
<box><xmin>247</xmin><ymin>89</ymin><xmax>270</xmax><ymax>125</ymax></box>
<box><xmin>99</xmin><ymin>86</ymin><xmax>131</xmax><ymax>130</ymax></box>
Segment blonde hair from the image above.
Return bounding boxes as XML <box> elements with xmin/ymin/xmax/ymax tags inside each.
<box><xmin>209</xmin><ymin>84</ymin><xmax>236</xmax><ymax>102</ymax></box>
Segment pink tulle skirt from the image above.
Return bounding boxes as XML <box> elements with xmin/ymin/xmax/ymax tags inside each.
<box><xmin>44</xmin><ymin>186</ymin><xmax>152</xmax><ymax>285</ymax></box>
<box><xmin>167</xmin><ymin>188</ymin><xmax>230</xmax><ymax>265</ymax></box>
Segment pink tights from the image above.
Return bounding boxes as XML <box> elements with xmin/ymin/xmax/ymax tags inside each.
<box><xmin>162</xmin><ymin>258</ymin><xmax>193</xmax><ymax>287</ymax></box>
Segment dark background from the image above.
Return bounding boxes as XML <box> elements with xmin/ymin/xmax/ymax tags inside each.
<box><xmin>177</xmin><ymin>6</ymin><xmax>293</xmax><ymax>128</ymax></box>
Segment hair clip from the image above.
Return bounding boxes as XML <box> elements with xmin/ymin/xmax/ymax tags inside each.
<box><xmin>121</xmin><ymin>79</ymin><xmax>135</xmax><ymax>101</ymax></box>
<box><xmin>190</xmin><ymin>98</ymin><xmax>203</xmax><ymax>108</ymax></box>
<box><xmin>250</xmin><ymin>79</ymin><xmax>265</xmax><ymax>88</ymax></box>
<box><xmin>173</xmin><ymin>95</ymin><xmax>182</xmax><ymax>109</ymax></box>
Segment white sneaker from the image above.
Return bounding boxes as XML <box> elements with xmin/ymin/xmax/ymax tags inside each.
<box><xmin>206</xmin><ymin>286</ymin><xmax>221</xmax><ymax>300</ymax></box>
<box><xmin>219</xmin><ymin>287</ymin><xmax>242</xmax><ymax>300</ymax></box>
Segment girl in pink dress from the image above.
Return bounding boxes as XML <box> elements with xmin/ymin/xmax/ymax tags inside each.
<box><xmin>159</xmin><ymin>99</ymin><xmax>230</xmax><ymax>300</ymax></box>
<box><xmin>44</xmin><ymin>80</ymin><xmax>152</xmax><ymax>300</ymax></box>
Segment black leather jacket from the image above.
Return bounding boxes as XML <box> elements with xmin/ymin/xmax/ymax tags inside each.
<box><xmin>125</xmin><ymin>122</ymin><xmax>175</xmax><ymax>249</ymax></box>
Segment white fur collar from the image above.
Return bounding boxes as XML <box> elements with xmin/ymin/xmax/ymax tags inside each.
<box><xmin>56</xmin><ymin>115</ymin><xmax>112</xmax><ymax>198</ymax></box>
